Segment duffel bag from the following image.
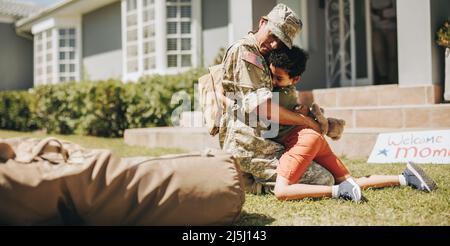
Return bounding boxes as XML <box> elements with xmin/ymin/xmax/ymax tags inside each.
<box><xmin>0</xmin><ymin>137</ymin><xmax>245</xmax><ymax>226</ymax></box>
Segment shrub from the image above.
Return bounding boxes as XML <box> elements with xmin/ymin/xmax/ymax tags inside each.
<box><xmin>124</xmin><ymin>69</ymin><xmax>205</xmax><ymax>128</ymax></box>
<box><xmin>80</xmin><ymin>80</ymin><xmax>127</xmax><ymax>137</ymax></box>
<box><xmin>0</xmin><ymin>68</ymin><xmax>207</xmax><ymax>137</ymax></box>
<box><xmin>33</xmin><ymin>82</ymin><xmax>87</xmax><ymax>135</ymax></box>
<box><xmin>0</xmin><ymin>90</ymin><xmax>38</xmax><ymax>131</ymax></box>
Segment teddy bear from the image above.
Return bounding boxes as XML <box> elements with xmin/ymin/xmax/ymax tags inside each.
<box><xmin>309</xmin><ymin>103</ymin><xmax>346</xmax><ymax>141</ymax></box>
<box><xmin>326</xmin><ymin>117</ymin><xmax>346</xmax><ymax>141</ymax></box>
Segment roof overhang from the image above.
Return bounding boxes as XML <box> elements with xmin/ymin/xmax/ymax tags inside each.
<box><xmin>16</xmin><ymin>0</ymin><xmax>119</xmax><ymax>33</ymax></box>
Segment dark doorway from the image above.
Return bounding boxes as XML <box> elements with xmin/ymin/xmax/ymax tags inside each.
<box><xmin>370</xmin><ymin>0</ymin><xmax>399</xmax><ymax>85</ymax></box>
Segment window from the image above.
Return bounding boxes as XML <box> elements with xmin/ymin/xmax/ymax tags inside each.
<box><xmin>34</xmin><ymin>26</ymin><xmax>79</xmax><ymax>85</ymax></box>
<box><xmin>34</xmin><ymin>29</ymin><xmax>54</xmax><ymax>85</ymax></box>
<box><xmin>166</xmin><ymin>0</ymin><xmax>192</xmax><ymax>68</ymax></box>
<box><xmin>142</xmin><ymin>0</ymin><xmax>156</xmax><ymax>71</ymax></box>
<box><xmin>58</xmin><ymin>28</ymin><xmax>77</xmax><ymax>82</ymax></box>
<box><xmin>122</xmin><ymin>0</ymin><xmax>198</xmax><ymax>78</ymax></box>
<box><xmin>126</xmin><ymin>0</ymin><xmax>139</xmax><ymax>73</ymax></box>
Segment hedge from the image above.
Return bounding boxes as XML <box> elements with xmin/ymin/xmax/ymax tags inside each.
<box><xmin>0</xmin><ymin>90</ymin><xmax>38</xmax><ymax>131</ymax></box>
<box><xmin>0</xmin><ymin>68</ymin><xmax>206</xmax><ymax>137</ymax></box>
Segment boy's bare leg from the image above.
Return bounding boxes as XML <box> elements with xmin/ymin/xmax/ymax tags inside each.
<box><xmin>274</xmin><ymin>175</ymin><xmax>333</xmax><ymax>201</ymax></box>
<box><xmin>355</xmin><ymin>175</ymin><xmax>401</xmax><ymax>190</ymax></box>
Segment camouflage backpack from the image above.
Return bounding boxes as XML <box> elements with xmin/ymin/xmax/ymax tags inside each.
<box><xmin>198</xmin><ymin>64</ymin><xmax>225</xmax><ymax>136</ymax></box>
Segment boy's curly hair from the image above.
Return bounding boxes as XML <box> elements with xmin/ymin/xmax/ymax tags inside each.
<box><xmin>268</xmin><ymin>46</ymin><xmax>309</xmax><ymax>78</ymax></box>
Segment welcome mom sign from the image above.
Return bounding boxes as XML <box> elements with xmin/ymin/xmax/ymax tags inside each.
<box><xmin>368</xmin><ymin>130</ymin><xmax>450</xmax><ymax>164</ymax></box>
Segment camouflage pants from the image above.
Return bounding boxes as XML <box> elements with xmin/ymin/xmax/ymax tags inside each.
<box><xmin>220</xmin><ymin>116</ymin><xmax>335</xmax><ymax>194</ymax></box>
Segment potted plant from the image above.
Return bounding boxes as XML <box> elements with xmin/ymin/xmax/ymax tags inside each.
<box><xmin>436</xmin><ymin>20</ymin><xmax>450</xmax><ymax>101</ymax></box>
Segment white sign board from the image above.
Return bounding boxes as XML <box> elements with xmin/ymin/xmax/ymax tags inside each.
<box><xmin>368</xmin><ymin>130</ymin><xmax>450</xmax><ymax>164</ymax></box>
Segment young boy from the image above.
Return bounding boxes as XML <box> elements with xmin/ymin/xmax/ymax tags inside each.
<box><xmin>267</xmin><ymin>46</ymin><xmax>438</xmax><ymax>202</ymax></box>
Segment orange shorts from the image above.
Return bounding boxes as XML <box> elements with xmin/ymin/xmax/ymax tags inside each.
<box><xmin>277</xmin><ymin>127</ymin><xmax>350</xmax><ymax>185</ymax></box>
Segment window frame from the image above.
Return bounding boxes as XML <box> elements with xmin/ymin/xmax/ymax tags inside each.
<box><xmin>122</xmin><ymin>0</ymin><xmax>201</xmax><ymax>81</ymax></box>
<box><xmin>34</xmin><ymin>28</ymin><xmax>56</xmax><ymax>85</ymax></box>
<box><xmin>58</xmin><ymin>28</ymin><xmax>79</xmax><ymax>82</ymax></box>
<box><xmin>32</xmin><ymin>17</ymin><xmax>82</xmax><ymax>85</ymax></box>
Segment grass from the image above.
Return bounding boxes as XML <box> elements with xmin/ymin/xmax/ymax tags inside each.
<box><xmin>1</xmin><ymin>130</ymin><xmax>449</xmax><ymax>226</ymax></box>
<box><xmin>238</xmin><ymin>159</ymin><xmax>450</xmax><ymax>226</ymax></box>
<box><xmin>0</xmin><ymin>129</ymin><xmax>185</xmax><ymax>157</ymax></box>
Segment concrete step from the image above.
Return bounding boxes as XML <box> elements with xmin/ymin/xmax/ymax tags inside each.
<box><xmin>124</xmin><ymin>127</ymin><xmax>220</xmax><ymax>151</ymax></box>
<box><xmin>324</xmin><ymin>104</ymin><xmax>450</xmax><ymax>129</ymax></box>
<box><xmin>124</xmin><ymin>127</ymin><xmax>450</xmax><ymax>159</ymax></box>
<box><xmin>301</xmin><ymin>84</ymin><xmax>443</xmax><ymax>108</ymax></box>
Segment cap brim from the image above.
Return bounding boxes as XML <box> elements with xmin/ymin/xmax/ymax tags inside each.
<box><xmin>267</xmin><ymin>21</ymin><xmax>292</xmax><ymax>49</ymax></box>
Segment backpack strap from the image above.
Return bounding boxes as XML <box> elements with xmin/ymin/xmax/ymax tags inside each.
<box><xmin>15</xmin><ymin>137</ymin><xmax>69</xmax><ymax>163</ymax></box>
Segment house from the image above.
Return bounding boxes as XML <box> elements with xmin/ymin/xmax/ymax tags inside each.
<box><xmin>0</xmin><ymin>0</ymin><xmax>41</xmax><ymax>90</ymax></box>
<box><xmin>15</xmin><ymin>0</ymin><xmax>230</xmax><ymax>84</ymax></box>
<box><xmin>8</xmin><ymin>0</ymin><xmax>449</xmax><ymax>92</ymax></box>
<box><xmin>4</xmin><ymin>0</ymin><xmax>450</xmax><ymax>155</ymax></box>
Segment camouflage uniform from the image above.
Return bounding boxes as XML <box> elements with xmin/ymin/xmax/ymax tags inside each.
<box><xmin>219</xmin><ymin>4</ymin><xmax>334</xmax><ymax>194</ymax></box>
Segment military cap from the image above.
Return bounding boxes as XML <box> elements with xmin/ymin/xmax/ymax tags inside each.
<box><xmin>263</xmin><ymin>3</ymin><xmax>302</xmax><ymax>49</ymax></box>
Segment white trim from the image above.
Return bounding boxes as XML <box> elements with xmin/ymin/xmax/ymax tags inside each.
<box><xmin>33</xmin><ymin>32</ymin><xmax>38</xmax><ymax>86</ymax></box>
<box><xmin>77</xmin><ymin>17</ymin><xmax>82</xmax><ymax>82</ymax></box>
<box><xmin>365</xmin><ymin>0</ymin><xmax>374</xmax><ymax>85</ymax></box>
<box><xmin>137</xmin><ymin>0</ymin><xmax>144</xmax><ymax>76</ymax></box>
<box><xmin>51</xmin><ymin>28</ymin><xmax>58</xmax><ymax>84</ymax></box>
<box><xmin>192</xmin><ymin>0</ymin><xmax>202</xmax><ymax>68</ymax></box>
<box><xmin>155</xmin><ymin>0</ymin><xmax>166</xmax><ymax>74</ymax></box>
<box><xmin>31</xmin><ymin>18</ymin><xmax>55</xmax><ymax>34</ymax></box>
<box><xmin>121</xmin><ymin>0</ymin><xmax>127</xmax><ymax>81</ymax></box>
<box><xmin>122</xmin><ymin>0</ymin><xmax>141</xmax><ymax>81</ymax></box>
<box><xmin>34</xmin><ymin>29</ymin><xmax>53</xmax><ymax>85</ymax></box>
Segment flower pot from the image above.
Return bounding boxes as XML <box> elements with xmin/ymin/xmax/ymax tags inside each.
<box><xmin>445</xmin><ymin>48</ymin><xmax>450</xmax><ymax>101</ymax></box>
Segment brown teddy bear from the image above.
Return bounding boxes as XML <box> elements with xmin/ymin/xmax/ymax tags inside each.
<box><xmin>309</xmin><ymin>103</ymin><xmax>346</xmax><ymax>141</ymax></box>
<box><xmin>327</xmin><ymin>117</ymin><xmax>346</xmax><ymax>141</ymax></box>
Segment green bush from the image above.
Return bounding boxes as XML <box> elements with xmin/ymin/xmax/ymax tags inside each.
<box><xmin>0</xmin><ymin>90</ymin><xmax>38</xmax><ymax>131</ymax></box>
<box><xmin>124</xmin><ymin>69</ymin><xmax>204</xmax><ymax>128</ymax></box>
<box><xmin>0</xmin><ymin>68</ymin><xmax>206</xmax><ymax>137</ymax></box>
<box><xmin>80</xmin><ymin>80</ymin><xmax>127</xmax><ymax>137</ymax></box>
<box><xmin>33</xmin><ymin>82</ymin><xmax>87</xmax><ymax>135</ymax></box>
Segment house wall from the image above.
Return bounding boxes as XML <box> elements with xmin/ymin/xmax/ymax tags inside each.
<box><xmin>297</xmin><ymin>0</ymin><xmax>327</xmax><ymax>91</ymax></box>
<box><xmin>201</xmin><ymin>0</ymin><xmax>229</xmax><ymax>67</ymax></box>
<box><xmin>229</xmin><ymin>0</ymin><xmax>253</xmax><ymax>44</ymax></box>
<box><xmin>253</xmin><ymin>0</ymin><xmax>328</xmax><ymax>90</ymax></box>
<box><xmin>252</xmin><ymin>0</ymin><xmax>277</xmax><ymax>30</ymax></box>
<box><xmin>397</xmin><ymin>0</ymin><xmax>449</xmax><ymax>87</ymax></box>
<box><xmin>0</xmin><ymin>22</ymin><xmax>33</xmax><ymax>90</ymax></box>
<box><xmin>430</xmin><ymin>0</ymin><xmax>450</xmax><ymax>87</ymax></box>
<box><xmin>82</xmin><ymin>1</ymin><xmax>122</xmax><ymax>81</ymax></box>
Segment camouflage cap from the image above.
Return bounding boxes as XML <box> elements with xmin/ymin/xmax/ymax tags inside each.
<box><xmin>263</xmin><ymin>3</ymin><xmax>302</xmax><ymax>49</ymax></box>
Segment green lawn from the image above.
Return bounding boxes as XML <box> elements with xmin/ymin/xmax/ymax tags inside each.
<box><xmin>0</xmin><ymin>130</ymin><xmax>185</xmax><ymax>157</ymax></box>
<box><xmin>1</xmin><ymin>130</ymin><xmax>449</xmax><ymax>226</ymax></box>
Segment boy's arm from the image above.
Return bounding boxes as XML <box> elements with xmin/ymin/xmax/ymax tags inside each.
<box><xmin>257</xmin><ymin>99</ymin><xmax>322</xmax><ymax>133</ymax></box>
<box><xmin>294</xmin><ymin>104</ymin><xmax>310</xmax><ymax>117</ymax></box>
